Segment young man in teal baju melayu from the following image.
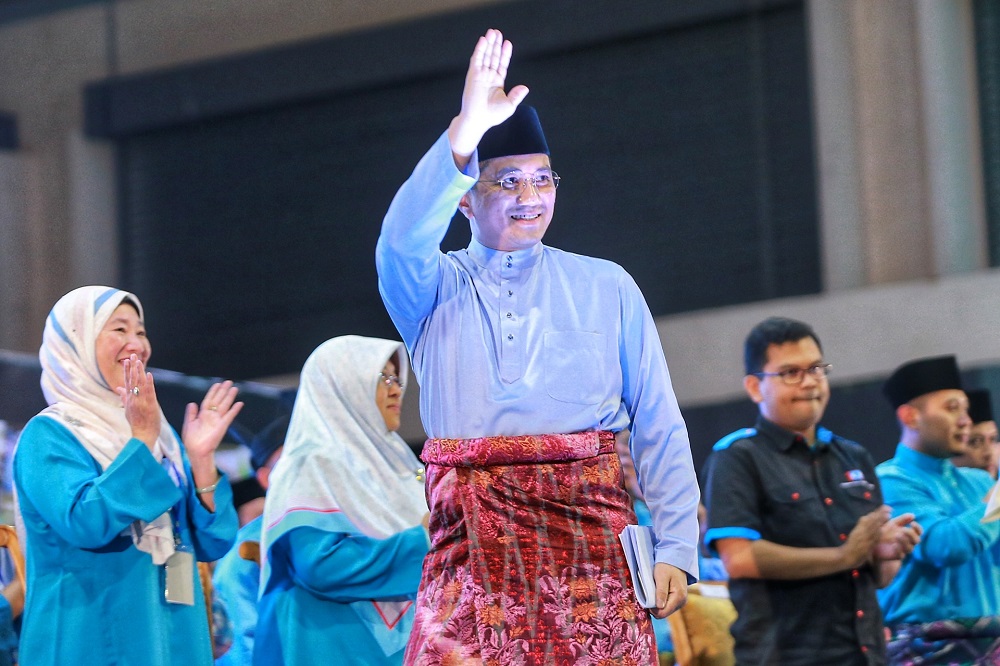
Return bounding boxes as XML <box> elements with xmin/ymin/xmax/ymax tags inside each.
<box><xmin>877</xmin><ymin>355</ymin><xmax>1000</xmax><ymax>663</ymax></box>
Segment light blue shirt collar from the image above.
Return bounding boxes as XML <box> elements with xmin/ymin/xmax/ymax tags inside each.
<box><xmin>467</xmin><ymin>238</ymin><xmax>543</xmax><ymax>271</ymax></box>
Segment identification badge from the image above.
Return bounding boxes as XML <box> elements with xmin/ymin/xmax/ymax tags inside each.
<box><xmin>164</xmin><ymin>550</ymin><xmax>195</xmax><ymax>606</ymax></box>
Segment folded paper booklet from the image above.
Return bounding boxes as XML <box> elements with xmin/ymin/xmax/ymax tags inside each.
<box><xmin>619</xmin><ymin>524</ymin><xmax>657</xmax><ymax>608</ymax></box>
<box><xmin>983</xmin><ymin>482</ymin><xmax>1000</xmax><ymax>524</ymax></box>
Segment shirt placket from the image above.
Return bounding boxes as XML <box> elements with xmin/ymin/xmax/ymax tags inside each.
<box><xmin>816</xmin><ymin>443</ymin><xmax>879</xmax><ymax>660</ymax></box>
<box><xmin>499</xmin><ymin>253</ymin><xmax>522</xmax><ymax>383</ymax></box>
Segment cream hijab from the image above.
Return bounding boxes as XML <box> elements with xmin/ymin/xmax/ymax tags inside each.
<box><xmin>263</xmin><ymin>335</ymin><xmax>426</xmax><ymax>543</ymax></box>
<box><xmin>28</xmin><ymin>285</ymin><xmax>184</xmax><ymax>564</ymax></box>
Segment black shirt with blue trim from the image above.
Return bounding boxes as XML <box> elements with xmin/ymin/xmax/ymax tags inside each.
<box><xmin>702</xmin><ymin>416</ymin><xmax>886</xmax><ymax>666</ymax></box>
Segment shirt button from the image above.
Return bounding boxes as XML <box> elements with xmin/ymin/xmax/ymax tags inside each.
<box><xmin>839</xmin><ymin>533</ymin><xmax>847</xmax><ymax>541</ymax></box>
<box><xmin>861</xmin><ymin>646</ymin><xmax>868</xmax><ymax>653</ymax></box>
<box><xmin>856</xmin><ymin>610</ymin><xmax>864</xmax><ymax>618</ymax></box>
<box><xmin>507</xmin><ymin>334</ymin><xmax>513</xmax><ymax>341</ymax></box>
<box><xmin>507</xmin><ymin>290</ymin><xmax>513</xmax><ymax>296</ymax></box>
<box><xmin>824</xmin><ymin>497</ymin><xmax>833</xmax><ymax>506</ymax></box>
<box><xmin>791</xmin><ymin>492</ymin><xmax>800</xmax><ymax>500</ymax></box>
<box><xmin>852</xmin><ymin>569</ymin><xmax>859</xmax><ymax>578</ymax></box>
<box><xmin>506</xmin><ymin>312</ymin><xmax>512</xmax><ymax>319</ymax></box>
<box><xmin>864</xmin><ymin>491</ymin><xmax>871</xmax><ymax>499</ymax></box>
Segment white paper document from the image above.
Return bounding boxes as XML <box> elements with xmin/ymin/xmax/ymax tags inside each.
<box><xmin>619</xmin><ymin>524</ymin><xmax>657</xmax><ymax>608</ymax></box>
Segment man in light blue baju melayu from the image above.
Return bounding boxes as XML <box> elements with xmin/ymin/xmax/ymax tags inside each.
<box><xmin>376</xmin><ymin>28</ymin><xmax>700</xmax><ymax>666</ymax></box>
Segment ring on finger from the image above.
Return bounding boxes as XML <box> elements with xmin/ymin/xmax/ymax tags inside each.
<box><xmin>207</xmin><ymin>405</ymin><xmax>218</xmax><ymax>411</ymax></box>
<box><xmin>131</xmin><ymin>387</ymin><xmax>140</xmax><ymax>396</ymax></box>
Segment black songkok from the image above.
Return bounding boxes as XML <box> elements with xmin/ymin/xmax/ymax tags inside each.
<box><xmin>883</xmin><ymin>355</ymin><xmax>963</xmax><ymax>409</ymax></box>
<box><xmin>478</xmin><ymin>105</ymin><xmax>549</xmax><ymax>162</ymax></box>
<box><xmin>250</xmin><ymin>414</ymin><xmax>289</xmax><ymax>471</ymax></box>
<box><xmin>967</xmin><ymin>388</ymin><xmax>995</xmax><ymax>424</ymax></box>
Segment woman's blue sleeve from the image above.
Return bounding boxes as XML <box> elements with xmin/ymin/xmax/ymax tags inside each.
<box><xmin>279</xmin><ymin>524</ymin><xmax>428</xmax><ymax>603</ymax></box>
<box><xmin>14</xmin><ymin>417</ymin><xmax>181</xmax><ymax>549</ymax></box>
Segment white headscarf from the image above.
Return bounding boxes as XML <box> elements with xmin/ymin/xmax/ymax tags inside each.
<box><xmin>27</xmin><ymin>285</ymin><xmax>184</xmax><ymax>565</ymax></box>
<box><xmin>263</xmin><ymin>335</ymin><xmax>427</xmax><ymax>542</ymax></box>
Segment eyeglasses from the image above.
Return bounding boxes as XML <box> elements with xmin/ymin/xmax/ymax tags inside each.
<box><xmin>377</xmin><ymin>372</ymin><xmax>404</xmax><ymax>390</ymax></box>
<box><xmin>754</xmin><ymin>363</ymin><xmax>832</xmax><ymax>385</ymax></box>
<box><xmin>477</xmin><ymin>171</ymin><xmax>560</xmax><ymax>193</ymax></box>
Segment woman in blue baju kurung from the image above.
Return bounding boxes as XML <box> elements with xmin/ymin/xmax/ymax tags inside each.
<box><xmin>13</xmin><ymin>286</ymin><xmax>242</xmax><ymax>666</ymax></box>
<box><xmin>254</xmin><ymin>336</ymin><xmax>429</xmax><ymax>666</ymax></box>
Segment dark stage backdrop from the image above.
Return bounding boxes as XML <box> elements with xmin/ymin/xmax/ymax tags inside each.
<box><xmin>0</xmin><ymin>111</ymin><xmax>15</xmax><ymax>149</ymax></box>
<box><xmin>85</xmin><ymin>0</ymin><xmax>818</xmax><ymax>381</ymax></box>
<box><xmin>975</xmin><ymin>0</ymin><xmax>1000</xmax><ymax>267</ymax></box>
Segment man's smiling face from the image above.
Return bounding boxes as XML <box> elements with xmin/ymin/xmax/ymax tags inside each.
<box><xmin>460</xmin><ymin>153</ymin><xmax>556</xmax><ymax>252</ymax></box>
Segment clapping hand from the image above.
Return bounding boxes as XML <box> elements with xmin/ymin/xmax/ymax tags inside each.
<box><xmin>842</xmin><ymin>506</ymin><xmax>891</xmax><ymax>569</ymax></box>
<box><xmin>181</xmin><ymin>380</ymin><xmax>243</xmax><ymax>462</ymax></box>
<box><xmin>874</xmin><ymin>511</ymin><xmax>922</xmax><ymax>562</ymax></box>
<box><xmin>119</xmin><ymin>354</ymin><xmax>161</xmax><ymax>451</ymax></box>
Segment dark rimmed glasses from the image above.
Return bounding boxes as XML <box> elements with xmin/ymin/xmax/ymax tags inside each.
<box><xmin>754</xmin><ymin>363</ymin><xmax>832</xmax><ymax>385</ymax></box>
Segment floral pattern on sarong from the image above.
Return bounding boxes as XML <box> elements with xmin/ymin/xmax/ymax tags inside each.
<box><xmin>404</xmin><ymin>431</ymin><xmax>657</xmax><ymax>666</ymax></box>
<box><xmin>887</xmin><ymin>617</ymin><xmax>1000</xmax><ymax>665</ymax></box>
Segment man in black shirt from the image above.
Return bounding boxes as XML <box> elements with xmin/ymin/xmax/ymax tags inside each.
<box><xmin>703</xmin><ymin>317</ymin><xmax>922</xmax><ymax>665</ymax></box>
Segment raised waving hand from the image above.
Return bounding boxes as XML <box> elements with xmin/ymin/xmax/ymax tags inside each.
<box><xmin>448</xmin><ymin>28</ymin><xmax>530</xmax><ymax>166</ymax></box>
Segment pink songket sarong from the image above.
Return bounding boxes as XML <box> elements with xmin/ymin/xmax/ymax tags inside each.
<box><xmin>403</xmin><ymin>430</ymin><xmax>657</xmax><ymax>666</ymax></box>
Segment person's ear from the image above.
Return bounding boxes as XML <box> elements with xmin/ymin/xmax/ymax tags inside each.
<box><xmin>897</xmin><ymin>403</ymin><xmax>920</xmax><ymax>430</ymax></box>
<box><xmin>743</xmin><ymin>374</ymin><xmax>763</xmax><ymax>404</ymax></box>
<box><xmin>458</xmin><ymin>192</ymin><xmax>474</xmax><ymax>220</ymax></box>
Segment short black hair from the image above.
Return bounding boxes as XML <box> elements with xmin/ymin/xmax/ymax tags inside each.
<box><xmin>744</xmin><ymin>317</ymin><xmax>822</xmax><ymax>375</ymax></box>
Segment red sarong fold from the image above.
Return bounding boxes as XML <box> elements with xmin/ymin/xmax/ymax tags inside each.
<box><xmin>404</xmin><ymin>430</ymin><xmax>657</xmax><ymax>666</ymax></box>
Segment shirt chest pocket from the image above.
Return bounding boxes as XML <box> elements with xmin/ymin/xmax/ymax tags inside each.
<box><xmin>763</xmin><ymin>484</ymin><xmax>830</xmax><ymax>545</ymax></box>
<box><xmin>543</xmin><ymin>331</ymin><xmax>607</xmax><ymax>404</ymax></box>
<box><xmin>767</xmin><ymin>483</ymin><xmax>821</xmax><ymax>510</ymax></box>
<box><xmin>840</xmin><ymin>481</ymin><xmax>879</xmax><ymax>509</ymax></box>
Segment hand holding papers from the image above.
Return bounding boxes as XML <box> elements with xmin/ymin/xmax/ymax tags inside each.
<box><xmin>619</xmin><ymin>524</ymin><xmax>657</xmax><ymax>608</ymax></box>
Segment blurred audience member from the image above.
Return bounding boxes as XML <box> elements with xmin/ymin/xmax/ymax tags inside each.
<box><xmin>230</xmin><ymin>476</ymin><xmax>266</xmax><ymax>528</ymax></box>
<box><xmin>0</xmin><ymin>570</ymin><xmax>21</xmax><ymax>666</ymax></box>
<box><xmin>952</xmin><ymin>388</ymin><xmax>999</xmax><ymax>479</ymax></box>
<box><xmin>615</xmin><ymin>431</ymin><xmax>674</xmax><ymax>658</ymax></box>
<box><xmin>214</xmin><ymin>415</ymin><xmax>287</xmax><ymax>666</ymax></box>
<box><xmin>695</xmin><ymin>503</ymin><xmax>728</xmax><ymax>583</ymax></box>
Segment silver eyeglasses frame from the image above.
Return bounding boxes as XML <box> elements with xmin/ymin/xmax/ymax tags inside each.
<box><xmin>476</xmin><ymin>171</ymin><xmax>561</xmax><ymax>192</ymax></box>
<box><xmin>377</xmin><ymin>372</ymin><xmax>404</xmax><ymax>390</ymax></box>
